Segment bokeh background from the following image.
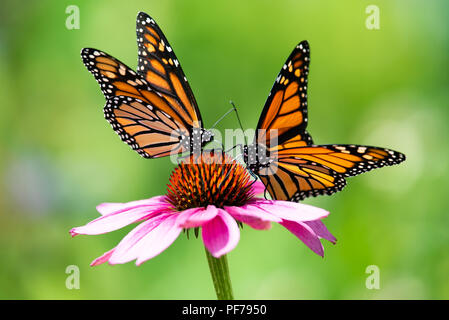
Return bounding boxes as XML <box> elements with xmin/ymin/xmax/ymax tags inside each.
<box><xmin>1</xmin><ymin>0</ymin><xmax>448</xmax><ymax>299</ymax></box>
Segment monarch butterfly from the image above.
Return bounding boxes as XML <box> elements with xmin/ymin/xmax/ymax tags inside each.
<box><xmin>81</xmin><ymin>12</ymin><xmax>213</xmax><ymax>159</ymax></box>
<box><xmin>243</xmin><ymin>40</ymin><xmax>406</xmax><ymax>201</ymax></box>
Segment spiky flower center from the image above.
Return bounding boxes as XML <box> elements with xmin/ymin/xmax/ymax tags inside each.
<box><xmin>166</xmin><ymin>152</ymin><xmax>254</xmax><ymax>211</ymax></box>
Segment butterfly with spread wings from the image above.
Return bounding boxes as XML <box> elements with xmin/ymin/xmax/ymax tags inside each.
<box><xmin>243</xmin><ymin>41</ymin><xmax>406</xmax><ymax>201</ymax></box>
<box><xmin>81</xmin><ymin>12</ymin><xmax>213</xmax><ymax>159</ymax></box>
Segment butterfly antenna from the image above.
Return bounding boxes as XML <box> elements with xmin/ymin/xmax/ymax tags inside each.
<box><xmin>229</xmin><ymin>100</ymin><xmax>248</xmax><ymax>147</ymax></box>
<box><xmin>210</xmin><ymin>107</ymin><xmax>236</xmax><ymax>129</ymax></box>
<box><xmin>210</xmin><ymin>139</ymin><xmax>224</xmax><ymax>151</ymax></box>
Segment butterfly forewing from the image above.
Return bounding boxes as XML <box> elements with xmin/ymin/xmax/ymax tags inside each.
<box><xmin>256</xmin><ymin>41</ymin><xmax>312</xmax><ymax>147</ymax></box>
<box><xmin>81</xmin><ymin>48</ymin><xmax>149</xmax><ymax>101</ymax></box>
<box><xmin>135</xmin><ymin>12</ymin><xmax>203</xmax><ymax>128</ymax></box>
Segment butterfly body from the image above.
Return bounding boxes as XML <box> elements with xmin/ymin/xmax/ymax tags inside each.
<box><xmin>243</xmin><ymin>143</ymin><xmax>273</xmax><ymax>175</ymax></box>
<box><xmin>243</xmin><ymin>40</ymin><xmax>406</xmax><ymax>201</ymax></box>
<box><xmin>81</xmin><ymin>12</ymin><xmax>213</xmax><ymax>159</ymax></box>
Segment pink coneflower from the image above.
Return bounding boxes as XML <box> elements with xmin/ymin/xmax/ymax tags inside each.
<box><xmin>70</xmin><ymin>152</ymin><xmax>336</xmax><ymax>267</ymax></box>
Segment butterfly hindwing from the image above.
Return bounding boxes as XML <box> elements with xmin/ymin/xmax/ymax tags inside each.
<box><xmin>104</xmin><ymin>95</ymin><xmax>189</xmax><ymax>158</ymax></box>
<box><xmin>259</xmin><ymin>158</ymin><xmax>346</xmax><ymax>201</ymax></box>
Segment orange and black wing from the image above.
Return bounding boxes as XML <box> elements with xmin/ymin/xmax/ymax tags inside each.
<box><xmin>256</xmin><ymin>40</ymin><xmax>313</xmax><ymax>148</ymax></box>
<box><xmin>262</xmin><ymin>144</ymin><xmax>406</xmax><ymax>201</ymax></box>
<box><xmin>104</xmin><ymin>96</ymin><xmax>188</xmax><ymax>158</ymax></box>
<box><xmin>276</xmin><ymin>144</ymin><xmax>406</xmax><ymax>178</ymax></box>
<box><xmin>258</xmin><ymin>159</ymin><xmax>347</xmax><ymax>201</ymax></box>
<box><xmin>135</xmin><ymin>12</ymin><xmax>203</xmax><ymax>128</ymax></box>
<box><xmin>81</xmin><ymin>48</ymin><xmax>193</xmax><ymax>158</ymax></box>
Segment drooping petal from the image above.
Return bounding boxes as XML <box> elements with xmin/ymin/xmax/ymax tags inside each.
<box><xmin>96</xmin><ymin>196</ymin><xmax>168</xmax><ymax>216</ymax></box>
<box><xmin>250</xmin><ymin>180</ymin><xmax>266</xmax><ymax>196</ymax></box>
<box><xmin>255</xmin><ymin>199</ymin><xmax>329</xmax><ymax>222</ymax></box>
<box><xmin>280</xmin><ymin>220</ymin><xmax>324</xmax><ymax>257</ymax></box>
<box><xmin>108</xmin><ymin>213</ymin><xmax>182</xmax><ymax>265</ymax></box>
<box><xmin>304</xmin><ymin>220</ymin><xmax>337</xmax><ymax>243</ymax></box>
<box><xmin>70</xmin><ymin>204</ymin><xmax>170</xmax><ymax>237</ymax></box>
<box><xmin>108</xmin><ymin>215</ymin><xmax>168</xmax><ymax>264</ymax></box>
<box><xmin>90</xmin><ymin>248</ymin><xmax>115</xmax><ymax>266</ymax></box>
<box><xmin>176</xmin><ymin>205</ymin><xmax>219</xmax><ymax>228</ymax></box>
<box><xmin>134</xmin><ymin>215</ymin><xmax>183</xmax><ymax>265</ymax></box>
<box><xmin>224</xmin><ymin>204</ymin><xmax>280</xmax><ymax>230</ymax></box>
<box><xmin>202</xmin><ymin>209</ymin><xmax>240</xmax><ymax>258</ymax></box>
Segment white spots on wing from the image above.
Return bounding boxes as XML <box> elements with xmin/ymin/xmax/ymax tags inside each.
<box><xmin>118</xmin><ymin>65</ymin><xmax>126</xmax><ymax>76</ymax></box>
<box><xmin>357</xmin><ymin>146</ymin><xmax>367</xmax><ymax>153</ymax></box>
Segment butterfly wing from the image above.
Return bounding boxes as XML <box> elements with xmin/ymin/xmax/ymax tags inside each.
<box><xmin>104</xmin><ymin>96</ymin><xmax>189</xmax><ymax>158</ymax></box>
<box><xmin>250</xmin><ymin>41</ymin><xmax>405</xmax><ymax>201</ymax></box>
<box><xmin>255</xmin><ymin>41</ymin><xmax>313</xmax><ymax>147</ymax></box>
<box><xmin>258</xmin><ymin>159</ymin><xmax>347</xmax><ymax>201</ymax></box>
<box><xmin>262</xmin><ymin>144</ymin><xmax>405</xmax><ymax>201</ymax></box>
<box><xmin>135</xmin><ymin>12</ymin><xmax>203</xmax><ymax>128</ymax></box>
<box><xmin>81</xmin><ymin>48</ymin><xmax>194</xmax><ymax>158</ymax></box>
<box><xmin>277</xmin><ymin>144</ymin><xmax>406</xmax><ymax>177</ymax></box>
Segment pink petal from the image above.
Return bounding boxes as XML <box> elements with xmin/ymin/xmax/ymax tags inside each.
<box><xmin>135</xmin><ymin>215</ymin><xmax>182</xmax><ymax>265</ymax></box>
<box><xmin>224</xmin><ymin>204</ymin><xmax>280</xmax><ymax>230</ymax></box>
<box><xmin>108</xmin><ymin>215</ymin><xmax>169</xmax><ymax>264</ymax></box>
<box><xmin>176</xmin><ymin>205</ymin><xmax>219</xmax><ymax>228</ymax></box>
<box><xmin>96</xmin><ymin>196</ymin><xmax>168</xmax><ymax>216</ymax></box>
<box><xmin>250</xmin><ymin>180</ymin><xmax>266</xmax><ymax>195</ymax></box>
<box><xmin>280</xmin><ymin>220</ymin><xmax>324</xmax><ymax>257</ymax></box>
<box><xmin>304</xmin><ymin>220</ymin><xmax>337</xmax><ymax>243</ymax></box>
<box><xmin>255</xmin><ymin>199</ymin><xmax>329</xmax><ymax>222</ymax></box>
<box><xmin>70</xmin><ymin>204</ymin><xmax>169</xmax><ymax>236</ymax></box>
<box><xmin>109</xmin><ymin>213</ymin><xmax>182</xmax><ymax>265</ymax></box>
<box><xmin>202</xmin><ymin>209</ymin><xmax>240</xmax><ymax>258</ymax></box>
<box><xmin>90</xmin><ymin>248</ymin><xmax>115</xmax><ymax>266</ymax></box>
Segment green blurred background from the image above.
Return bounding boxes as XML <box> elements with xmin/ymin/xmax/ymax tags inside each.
<box><xmin>1</xmin><ymin>0</ymin><xmax>448</xmax><ymax>299</ymax></box>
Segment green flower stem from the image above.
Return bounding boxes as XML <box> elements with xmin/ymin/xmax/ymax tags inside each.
<box><xmin>204</xmin><ymin>247</ymin><xmax>234</xmax><ymax>300</ymax></box>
